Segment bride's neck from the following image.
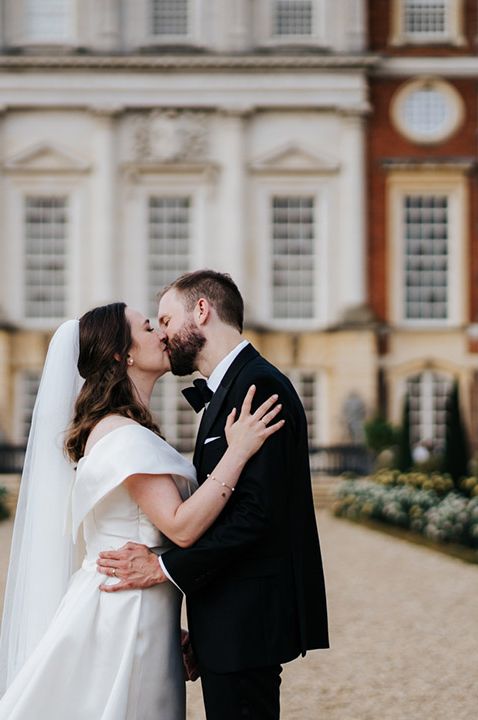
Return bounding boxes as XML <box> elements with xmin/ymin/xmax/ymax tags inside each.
<box><xmin>129</xmin><ymin>373</ymin><xmax>157</xmax><ymax>410</ymax></box>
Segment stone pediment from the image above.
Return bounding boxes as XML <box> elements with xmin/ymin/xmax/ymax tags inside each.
<box><xmin>4</xmin><ymin>143</ymin><xmax>90</xmax><ymax>173</ymax></box>
<box><xmin>249</xmin><ymin>143</ymin><xmax>340</xmax><ymax>175</ymax></box>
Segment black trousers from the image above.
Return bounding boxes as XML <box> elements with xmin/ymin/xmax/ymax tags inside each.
<box><xmin>199</xmin><ymin>664</ymin><xmax>282</xmax><ymax>720</ymax></box>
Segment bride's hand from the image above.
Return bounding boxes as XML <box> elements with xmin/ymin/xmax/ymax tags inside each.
<box><xmin>225</xmin><ymin>385</ymin><xmax>285</xmax><ymax>462</ymax></box>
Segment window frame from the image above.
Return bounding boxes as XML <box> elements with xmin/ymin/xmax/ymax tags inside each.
<box><xmin>254</xmin><ymin>0</ymin><xmax>327</xmax><ymax>48</ymax></box>
<box><xmin>14</xmin><ymin>369</ymin><xmax>42</xmax><ymax>444</ymax></box>
<box><xmin>252</xmin><ymin>179</ymin><xmax>329</xmax><ymax>330</ymax></box>
<box><xmin>387</xmin><ymin>170</ymin><xmax>468</xmax><ymax>329</ymax></box>
<box><xmin>119</xmin><ymin>173</ymin><xmax>207</xmax><ymax>318</ymax></box>
<box><xmin>150</xmin><ymin>373</ymin><xmax>200</xmax><ymax>455</ymax></box>
<box><xmin>406</xmin><ymin>368</ymin><xmax>453</xmax><ymax>452</ymax></box>
<box><xmin>123</xmin><ymin>0</ymin><xmax>203</xmax><ymax>49</ymax></box>
<box><xmin>390</xmin><ymin>77</ymin><xmax>465</xmax><ymax>146</ymax></box>
<box><xmin>389</xmin><ymin>0</ymin><xmax>465</xmax><ymax>47</ymax></box>
<box><xmin>2</xmin><ymin>175</ymin><xmax>84</xmax><ymax>329</ymax></box>
<box><xmin>286</xmin><ymin>368</ymin><xmax>324</xmax><ymax>445</ymax></box>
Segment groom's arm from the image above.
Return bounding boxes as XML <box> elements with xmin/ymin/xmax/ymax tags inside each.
<box><xmin>161</xmin><ymin>375</ymin><xmax>295</xmax><ymax>595</ymax></box>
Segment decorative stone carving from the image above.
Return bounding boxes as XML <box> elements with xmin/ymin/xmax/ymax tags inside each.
<box><xmin>132</xmin><ymin>110</ymin><xmax>209</xmax><ymax>163</ymax></box>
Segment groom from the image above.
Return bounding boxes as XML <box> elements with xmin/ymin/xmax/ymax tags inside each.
<box><xmin>98</xmin><ymin>270</ymin><xmax>328</xmax><ymax>719</ymax></box>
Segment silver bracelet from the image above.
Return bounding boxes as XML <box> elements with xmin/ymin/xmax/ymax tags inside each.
<box><xmin>207</xmin><ymin>473</ymin><xmax>235</xmax><ymax>496</ymax></box>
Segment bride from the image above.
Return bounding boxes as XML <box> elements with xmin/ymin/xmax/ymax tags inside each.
<box><xmin>0</xmin><ymin>301</ymin><xmax>283</xmax><ymax>720</ymax></box>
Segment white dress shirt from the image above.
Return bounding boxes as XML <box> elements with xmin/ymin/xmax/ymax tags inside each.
<box><xmin>159</xmin><ymin>340</ymin><xmax>250</xmax><ymax>591</ymax></box>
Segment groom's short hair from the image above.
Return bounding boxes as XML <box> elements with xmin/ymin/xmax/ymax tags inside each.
<box><xmin>160</xmin><ymin>269</ymin><xmax>244</xmax><ymax>333</ymax></box>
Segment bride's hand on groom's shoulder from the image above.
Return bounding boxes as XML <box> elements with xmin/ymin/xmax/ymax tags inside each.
<box><xmin>97</xmin><ymin>542</ymin><xmax>167</xmax><ymax>592</ymax></box>
<box><xmin>225</xmin><ymin>384</ymin><xmax>285</xmax><ymax>462</ymax></box>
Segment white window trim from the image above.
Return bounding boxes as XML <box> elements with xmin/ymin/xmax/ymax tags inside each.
<box><xmin>5</xmin><ymin>0</ymin><xmax>79</xmax><ymax>48</ymax></box>
<box><xmin>255</xmin><ymin>0</ymin><xmax>327</xmax><ymax>47</ymax></box>
<box><xmin>2</xmin><ymin>175</ymin><xmax>85</xmax><ymax>329</ymax></box>
<box><xmin>389</xmin><ymin>0</ymin><xmax>465</xmax><ymax>47</ymax></box>
<box><xmin>390</xmin><ymin>77</ymin><xmax>465</xmax><ymax>145</ymax></box>
<box><xmin>123</xmin><ymin>0</ymin><xmax>203</xmax><ymax>49</ymax></box>
<box><xmin>387</xmin><ymin>170</ymin><xmax>468</xmax><ymax>329</ymax></box>
<box><xmin>252</xmin><ymin>179</ymin><xmax>329</xmax><ymax>330</ymax></box>
<box><xmin>120</xmin><ymin>172</ymin><xmax>208</xmax><ymax>317</ymax></box>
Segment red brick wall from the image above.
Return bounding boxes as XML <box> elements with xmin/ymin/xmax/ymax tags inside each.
<box><xmin>369</xmin><ymin>0</ymin><xmax>478</xmax><ymax>55</ymax></box>
<box><xmin>367</xmin><ymin>77</ymin><xmax>478</xmax><ymax>323</ymax></box>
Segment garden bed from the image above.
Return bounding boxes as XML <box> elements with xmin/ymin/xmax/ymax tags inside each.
<box><xmin>334</xmin><ymin>471</ymin><xmax>478</xmax><ymax>563</ymax></box>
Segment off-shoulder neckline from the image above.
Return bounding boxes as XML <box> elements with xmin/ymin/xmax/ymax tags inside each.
<box><xmin>78</xmin><ymin>423</ymin><xmax>157</xmax><ymax>467</ymax></box>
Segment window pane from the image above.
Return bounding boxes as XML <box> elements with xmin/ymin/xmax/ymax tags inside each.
<box><xmin>287</xmin><ymin>370</ymin><xmax>318</xmax><ymax>444</ymax></box>
<box><xmin>403</xmin><ymin>195</ymin><xmax>448</xmax><ymax>320</ymax></box>
<box><xmin>26</xmin><ymin>0</ymin><xmax>72</xmax><ymax>42</ymax></box>
<box><xmin>20</xmin><ymin>371</ymin><xmax>41</xmax><ymax>442</ymax></box>
<box><xmin>403</xmin><ymin>87</ymin><xmax>449</xmax><ymax>136</ymax></box>
<box><xmin>273</xmin><ymin>1</ymin><xmax>313</xmax><ymax>36</ymax></box>
<box><xmin>150</xmin><ymin>375</ymin><xmax>198</xmax><ymax>454</ymax></box>
<box><xmin>24</xmin><ymin>196</ymin><xmax>68</xmax><ymax>319</ymax></box>
<box><xmin>271</xmin><ymin>196</ymin><xmax>316</xmax><ymax>319</ymax></box>
<box><xmin>151</xmin><ymin>0</ymin><xmax>189</xmax><ymax>36</ymax></box>
<box><xmin>407</xmin><ymin>371</ymin><xmax>451</xmax><ymax>452</ymax></box>
<box><xmin>148</xmin><ymin>196</ymin><xmax>191</xmax><ymax>317</ymax></box>
<box><xmin>404</xmin><ymin>0</ymin><xmax>447</xmax><ymax>36</ymax></box>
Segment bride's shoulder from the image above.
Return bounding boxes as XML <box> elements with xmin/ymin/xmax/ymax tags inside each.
<box><xmin>84</xmin><ymin>415</ymin><xmax>140</xmax><ymax>456</ymax></box>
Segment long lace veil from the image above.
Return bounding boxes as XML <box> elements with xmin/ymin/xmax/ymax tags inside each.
<box><xmin>0</xmin><ymin>319</ymin><xmax>83</xmax><ymax>693</ymax></box>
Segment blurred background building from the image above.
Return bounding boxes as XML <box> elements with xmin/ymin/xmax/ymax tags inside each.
<box><xmin>0</xmin><ymin>0</ymin><xmax>476</xmax><ymax>468</ymax></box>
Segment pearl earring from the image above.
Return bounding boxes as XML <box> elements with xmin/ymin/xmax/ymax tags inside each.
<box><xmin>127</xmin><ymin>358</ymin><xmax>133</xmax><ymax>366</ymax></box>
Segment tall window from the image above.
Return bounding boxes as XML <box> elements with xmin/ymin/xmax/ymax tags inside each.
<box><xmin>271</xmin><ymin>196</ymin><xmax>316</xmax><ymax>320</ymax></box>
<box><xmin>150</xmin><ymin>375</ymin><xmax>198</xmax><ymax>454</ymax></box>
<box><xmin>24</xmin><ymin>196</ymin><xmax>68</xmax><ymax>319</ymax></box>
<box><xmin>403</xmin><ymin>0</ymin><xmax>448</xmax><ymax>40</ymax></box>
<box><xmin>19</xmin><ymin>371</ymin><xmax>41</xmax><ymax>442</ymax></box>
<box><xmin>26</xmin><ymin>0</ymin><xmax>72</xmax><ymax>42</ymax></box>
<box><xmin>403</xmin><ymin>195</ymin><xmax>448</xmax><ymax>321</ymax></box>
<box><xmin>273</xmin><ymin>1</ymin><xmax>314</xmax><ymax>37</ymax></box>
<box><xmin>288</xmin><ymin>370</ymin><xmax>319</xmax><ymax>444</ymax></box>
<box><xmin>407</xmin><ymin>371</ymin><xmax>451</xmax><ymax>451</ymax></box>
<box><xmin>151</xmin><ymin>0</ymin><xmax>189</xmax><ymax>36</ymax></box>
<box><xmin>148</xmin><ymin>196</ymin><xmax>190</xmax><ymax>317</ymax></box>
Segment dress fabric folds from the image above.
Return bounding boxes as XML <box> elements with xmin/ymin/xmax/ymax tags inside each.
<box><xmin>0</xmin><ymin>425</ymin><xmax>197</xmax><ymax>720</ymax></box>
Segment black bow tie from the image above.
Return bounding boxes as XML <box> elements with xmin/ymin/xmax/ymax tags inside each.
<box><xmin>182</xmin><ymin>378</ymin><xmax>214</xmax><ymax>413</ymax></box>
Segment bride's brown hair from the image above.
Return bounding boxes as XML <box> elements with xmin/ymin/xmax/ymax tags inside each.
<box><xmin>65</xmin><ymin>302</ymin><xmax>161</xmax><ymax>463</ymax></box>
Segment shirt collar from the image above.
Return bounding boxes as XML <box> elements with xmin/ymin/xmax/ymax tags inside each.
<box><xmin>206</xmin><ymin>340</ymin><xmax>250</xmax><ymax>394</ymax></box>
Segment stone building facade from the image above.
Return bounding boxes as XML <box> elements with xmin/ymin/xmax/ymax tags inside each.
<box><xmin>0</xmin><ymin>0</ymin><xmax>476</xmax><ymax>461</ymax></box>
<box><xmin>0</xmin><ymin>0</ymin><xmax>374</xmax><ymax>455</ymax></box>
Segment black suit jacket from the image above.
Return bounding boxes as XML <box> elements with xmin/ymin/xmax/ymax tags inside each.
<box><xmin>162</xmin><ymin>344</ymin><xmax>329</xmax><ymax>673</ymax></box>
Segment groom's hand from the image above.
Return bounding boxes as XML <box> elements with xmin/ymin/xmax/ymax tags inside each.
<box><xmin>97</xmin><ymin>542</ymin><xmax>167</xmax><ymax>592</ymax></box>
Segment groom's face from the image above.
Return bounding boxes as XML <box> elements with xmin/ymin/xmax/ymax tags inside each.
<box><xmin>158</xmin><ymin>289</ymin><xmax>206</xmax><ymax>376</ymax></box>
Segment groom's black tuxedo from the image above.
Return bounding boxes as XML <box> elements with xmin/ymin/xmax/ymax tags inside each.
<box><xmin>162</xmin><ymin>344</ymin><xmax>329</xmax><ymax>676</ymax></box>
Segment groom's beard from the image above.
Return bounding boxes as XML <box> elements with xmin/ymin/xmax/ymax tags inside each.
<box><xmin>167</xmin><ymin>321</ymin><xmax>206</xmax><ymax>376</ymax></box>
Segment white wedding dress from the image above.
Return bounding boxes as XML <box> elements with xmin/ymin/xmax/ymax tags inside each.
<box><xmin>0</xmin><ymin>424</ymin><xmax>197</xmax><ymax>720</ymax></box>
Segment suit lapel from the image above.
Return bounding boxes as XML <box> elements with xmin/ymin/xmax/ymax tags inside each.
<box><xmin>193</xmin><ymin>344</ymin><xmax>259</xmax><ymax>469</ymax></box>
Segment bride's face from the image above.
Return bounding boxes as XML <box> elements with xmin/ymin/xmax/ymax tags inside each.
<box><xmin>125</xmin><ymin>307</ymin><xmax>170</xmax><ymax>377</ymax></box>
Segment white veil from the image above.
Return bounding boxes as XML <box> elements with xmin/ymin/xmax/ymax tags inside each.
<box><xmin>0</xmin><ymin>319</ymin><xmax>83</xmax><ymax>693</ymax></box>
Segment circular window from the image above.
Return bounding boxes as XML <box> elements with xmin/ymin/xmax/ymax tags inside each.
<box><xmin>391</xmin><ymin>77</ymin><xmax>464</xmax><ymax>144</ymax></box>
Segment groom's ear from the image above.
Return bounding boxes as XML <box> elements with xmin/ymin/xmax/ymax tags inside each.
<box><xmin>195</xmin><ymin>298</ymin><xmax>210</xmax><ymax>326</ymax></box>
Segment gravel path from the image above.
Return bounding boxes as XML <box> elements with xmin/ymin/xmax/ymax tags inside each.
<box><xmin>1</xmin><ymin>510</ymin><xmax>477</xmax><ymax>719</ymax></box>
